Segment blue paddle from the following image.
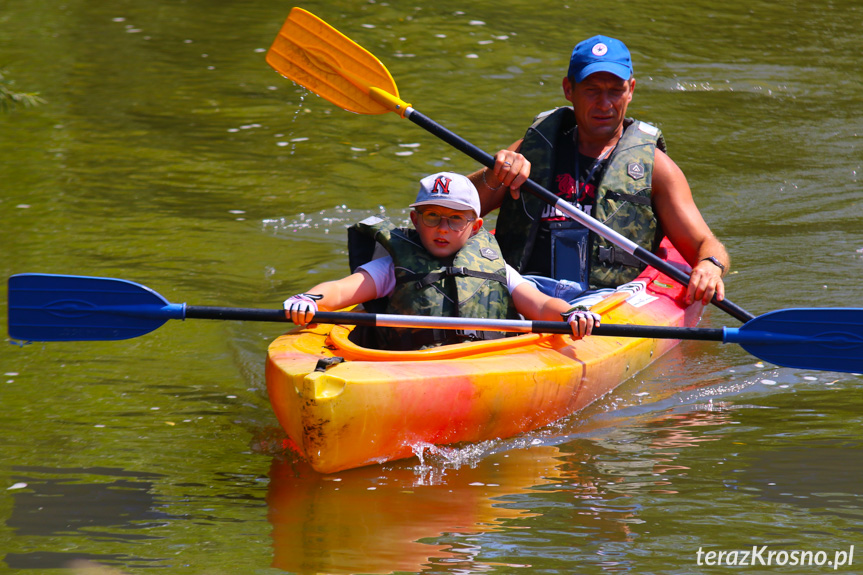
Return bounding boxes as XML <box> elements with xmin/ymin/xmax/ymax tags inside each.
<box><xmin>7</xmin><ymin>273</ymin><xmax>863</xmax><ymax>374</ymax></box>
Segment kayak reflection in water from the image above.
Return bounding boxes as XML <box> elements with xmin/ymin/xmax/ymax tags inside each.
<box><xmin>283</xmin><ymin>172</ymin><xmax>599</xmax><ymax>351</ymax></box>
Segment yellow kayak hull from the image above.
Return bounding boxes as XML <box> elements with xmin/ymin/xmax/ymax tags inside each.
<box><xmin>266</xmin><ymin>240</ymin><xmax>704</xmax><ymax>473</ymax></box>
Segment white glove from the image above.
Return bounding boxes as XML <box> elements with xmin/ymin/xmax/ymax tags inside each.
<box><xmin>283</xmin><ymin>293</ymin><xmax>320</xmax><ymax>325</ymax></box>
<box><xmin>564</xmin><ymin>307</ymin><xmax>601</xmax><ymax>339</ymax></box>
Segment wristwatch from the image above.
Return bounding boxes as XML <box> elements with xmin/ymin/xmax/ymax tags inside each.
<box><xmin>700</xmin><ymin>256</ymin><xmax>726</xmax><ymax>274</ymax></box>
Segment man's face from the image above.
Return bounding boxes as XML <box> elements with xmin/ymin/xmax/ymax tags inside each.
<box><xmin>564</xmin><ymin>72</ymin><xmax>635</xmax><ymax>142</ymax></box>
<box><xmin>410</xmin><ymin>206</ymin><xmax>481</xmax><ymax>259</ymax></box>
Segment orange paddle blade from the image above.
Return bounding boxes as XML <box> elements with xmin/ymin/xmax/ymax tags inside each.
<box><xmin>267</xmin><ymin>7</ymin><xmax>404</xmax><ymax>115</ymax></box>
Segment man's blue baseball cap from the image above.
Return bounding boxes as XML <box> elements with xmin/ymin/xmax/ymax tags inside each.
<box><xmin>567</xmin><ymin>35</ymin><xmax>633</xmax><ymax>82</ymax></box>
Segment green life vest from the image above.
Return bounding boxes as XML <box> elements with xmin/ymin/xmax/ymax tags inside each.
<box><xmin>347</xmin><ymin>216</ymin><xmax>520</xmax><ymax>350</ymax></box>
<box><xmin>495</xmin><ymin>107</ymin><xmax>666</xmax><ymax>289</ymax></box>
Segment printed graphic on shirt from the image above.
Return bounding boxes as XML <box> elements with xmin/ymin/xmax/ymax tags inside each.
<box><xmin>540</xmin><ymin>173</ymin><xmax>596</xmax><ymax>220</ymax></box>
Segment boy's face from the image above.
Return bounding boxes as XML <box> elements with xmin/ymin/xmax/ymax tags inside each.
<box><xmin>410</xmin><ymin>206</ymin><xmax>483</xmax><ymax>259</ymax></box>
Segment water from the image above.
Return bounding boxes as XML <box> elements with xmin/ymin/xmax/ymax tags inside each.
<box><xmin>1</xmin><ymin>0</ymin><xmax>862</xmax><ymax>573</ymax></box>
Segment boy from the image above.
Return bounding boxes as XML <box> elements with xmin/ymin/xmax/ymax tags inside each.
<box><xmin>284</xmin><ymin>172</ymin><xmax>599</xmax><ymax>350</ymax></box>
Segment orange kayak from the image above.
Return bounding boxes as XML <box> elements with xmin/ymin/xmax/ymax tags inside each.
<box><xmin>266</xmin><ymin>238</ymin><xmax>704</xmax><ymax>473</ymax></box>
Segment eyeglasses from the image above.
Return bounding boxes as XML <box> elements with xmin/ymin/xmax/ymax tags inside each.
<box><xmin>416</xmin><ymin>210</ymin><xmax>476</xmax><ymax>232</ymax></box>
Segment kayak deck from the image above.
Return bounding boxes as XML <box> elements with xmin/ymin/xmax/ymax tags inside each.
<box><xmin>266</xmin><ymin>239</ymin><xmax>704</xmax><ymax>473</ymax></box>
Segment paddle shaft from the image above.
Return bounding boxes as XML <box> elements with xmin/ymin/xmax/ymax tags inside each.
<box><xmin>186</xmin><ymin>306</ymin><xmax>723</xmax><ymax>340</ymax></box>
<box><xmin>402</xmin><ymin>108</ymin><xmax>755</xmax><ymax>324</ymax></box>
<box><xmin>11</xmin><ymin>274</ymin><xmax>863</xmax><ymax>371</ymax></box>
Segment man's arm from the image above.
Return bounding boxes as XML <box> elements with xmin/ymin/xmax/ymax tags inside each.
<box><xmin>652</xmin><ymin>149</ymin><xmax>729</xmax><ymax>305</ymax></box>
<box><xmin>467</xmin><ymin>139</ymin><xmax>530</xmax><ymax>216</ymax></box>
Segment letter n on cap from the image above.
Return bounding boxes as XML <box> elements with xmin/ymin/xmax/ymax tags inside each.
<box><xmin>433</xmin><ymin>176</ymin><xmax>451</xmax><ymax>195</ymax></box>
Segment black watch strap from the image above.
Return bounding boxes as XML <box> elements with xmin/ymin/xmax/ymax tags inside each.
<box><xmin>701</xmin><ymin>256</ymin><xmax>726</xmax><ymax>274</ymax></box>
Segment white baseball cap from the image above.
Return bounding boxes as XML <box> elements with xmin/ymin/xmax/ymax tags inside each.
<box><xmin>410</xmin><ymin>172</ymin><xmax>481</xmax><ymax>216</ymax></box>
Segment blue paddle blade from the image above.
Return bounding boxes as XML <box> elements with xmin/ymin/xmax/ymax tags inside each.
<box><xmin>7</xmin><ymin>274</ymin><xmax>863</xmax><ymax>375</ymax></box>
<box><xmin>726</xmin><ymin>308</ymin><xmax>863</xmax><ymax>374</ymax></box>
<box><xmin>7</xmin><ymin>274</ymin><xmax>186</xmax><ymax>342</ymax></box>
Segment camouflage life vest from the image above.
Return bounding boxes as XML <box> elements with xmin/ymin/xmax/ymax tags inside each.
<box><xmin>347</xmin><ymin>216</ymin><xmax>520</xmax><ymax>350</ymax></box>
<box><xmin>495</xmin><ymin>107</ymin><xmax>666</xmax><ymax>289</ymax></box>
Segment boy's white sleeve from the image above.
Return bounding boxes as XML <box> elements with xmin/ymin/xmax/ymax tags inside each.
<box><xmin>357</xmin><ymin>256</ymin><xmax>396</xmax><ymax>298</ymax></box>
<box><xmin>505</xmin><ymin>264</ymin><xmax>528</xmax><ymax>294</ymax></box>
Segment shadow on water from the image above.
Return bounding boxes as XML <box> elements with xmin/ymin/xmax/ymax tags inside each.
<box><xmin>738</xmin><ymin>444</ymin><xmax>863</xmax><ymax>527</ymax></box>
<box><xmin>4</xmin><ymin>467</ymin><xmax>171</xmax><ymax>570</ymax></box>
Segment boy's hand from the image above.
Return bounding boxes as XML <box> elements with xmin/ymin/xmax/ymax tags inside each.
<box><xmin>283</xmin><ymin>294</ymin><xmax>320</xmax><ymax>325</ymax></box>
<box><xmin>565</xmin><ymin>309</ymin><xmax>601</xmax><ymax>339</ymax></box>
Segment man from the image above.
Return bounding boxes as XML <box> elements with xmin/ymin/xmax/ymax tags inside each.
<box><xmin>468</xmin><ymin>35</ymin><xmax>728</xmax><ymax>306</ymax></box>
<box><xmin>284</xmin><ymin>172</ymin><xmax>599</xmax><ymax>350</ymax></box>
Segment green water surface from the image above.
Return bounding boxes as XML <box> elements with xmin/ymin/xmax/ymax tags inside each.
<box><xmin>1</xmin><ymin>0</ymin><xmax>861</xmax><ymax>573</ymax></box>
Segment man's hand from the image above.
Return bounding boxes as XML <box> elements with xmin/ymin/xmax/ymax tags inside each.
<box><xmin>488</xmin><ymin>149</ymin><xmax>531</xmax><ymax>200</ymax></box>
<box><xmin>686</xmin><ymin>261</ymin><xmax>725</xmax><ymax>305</ymax></box>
